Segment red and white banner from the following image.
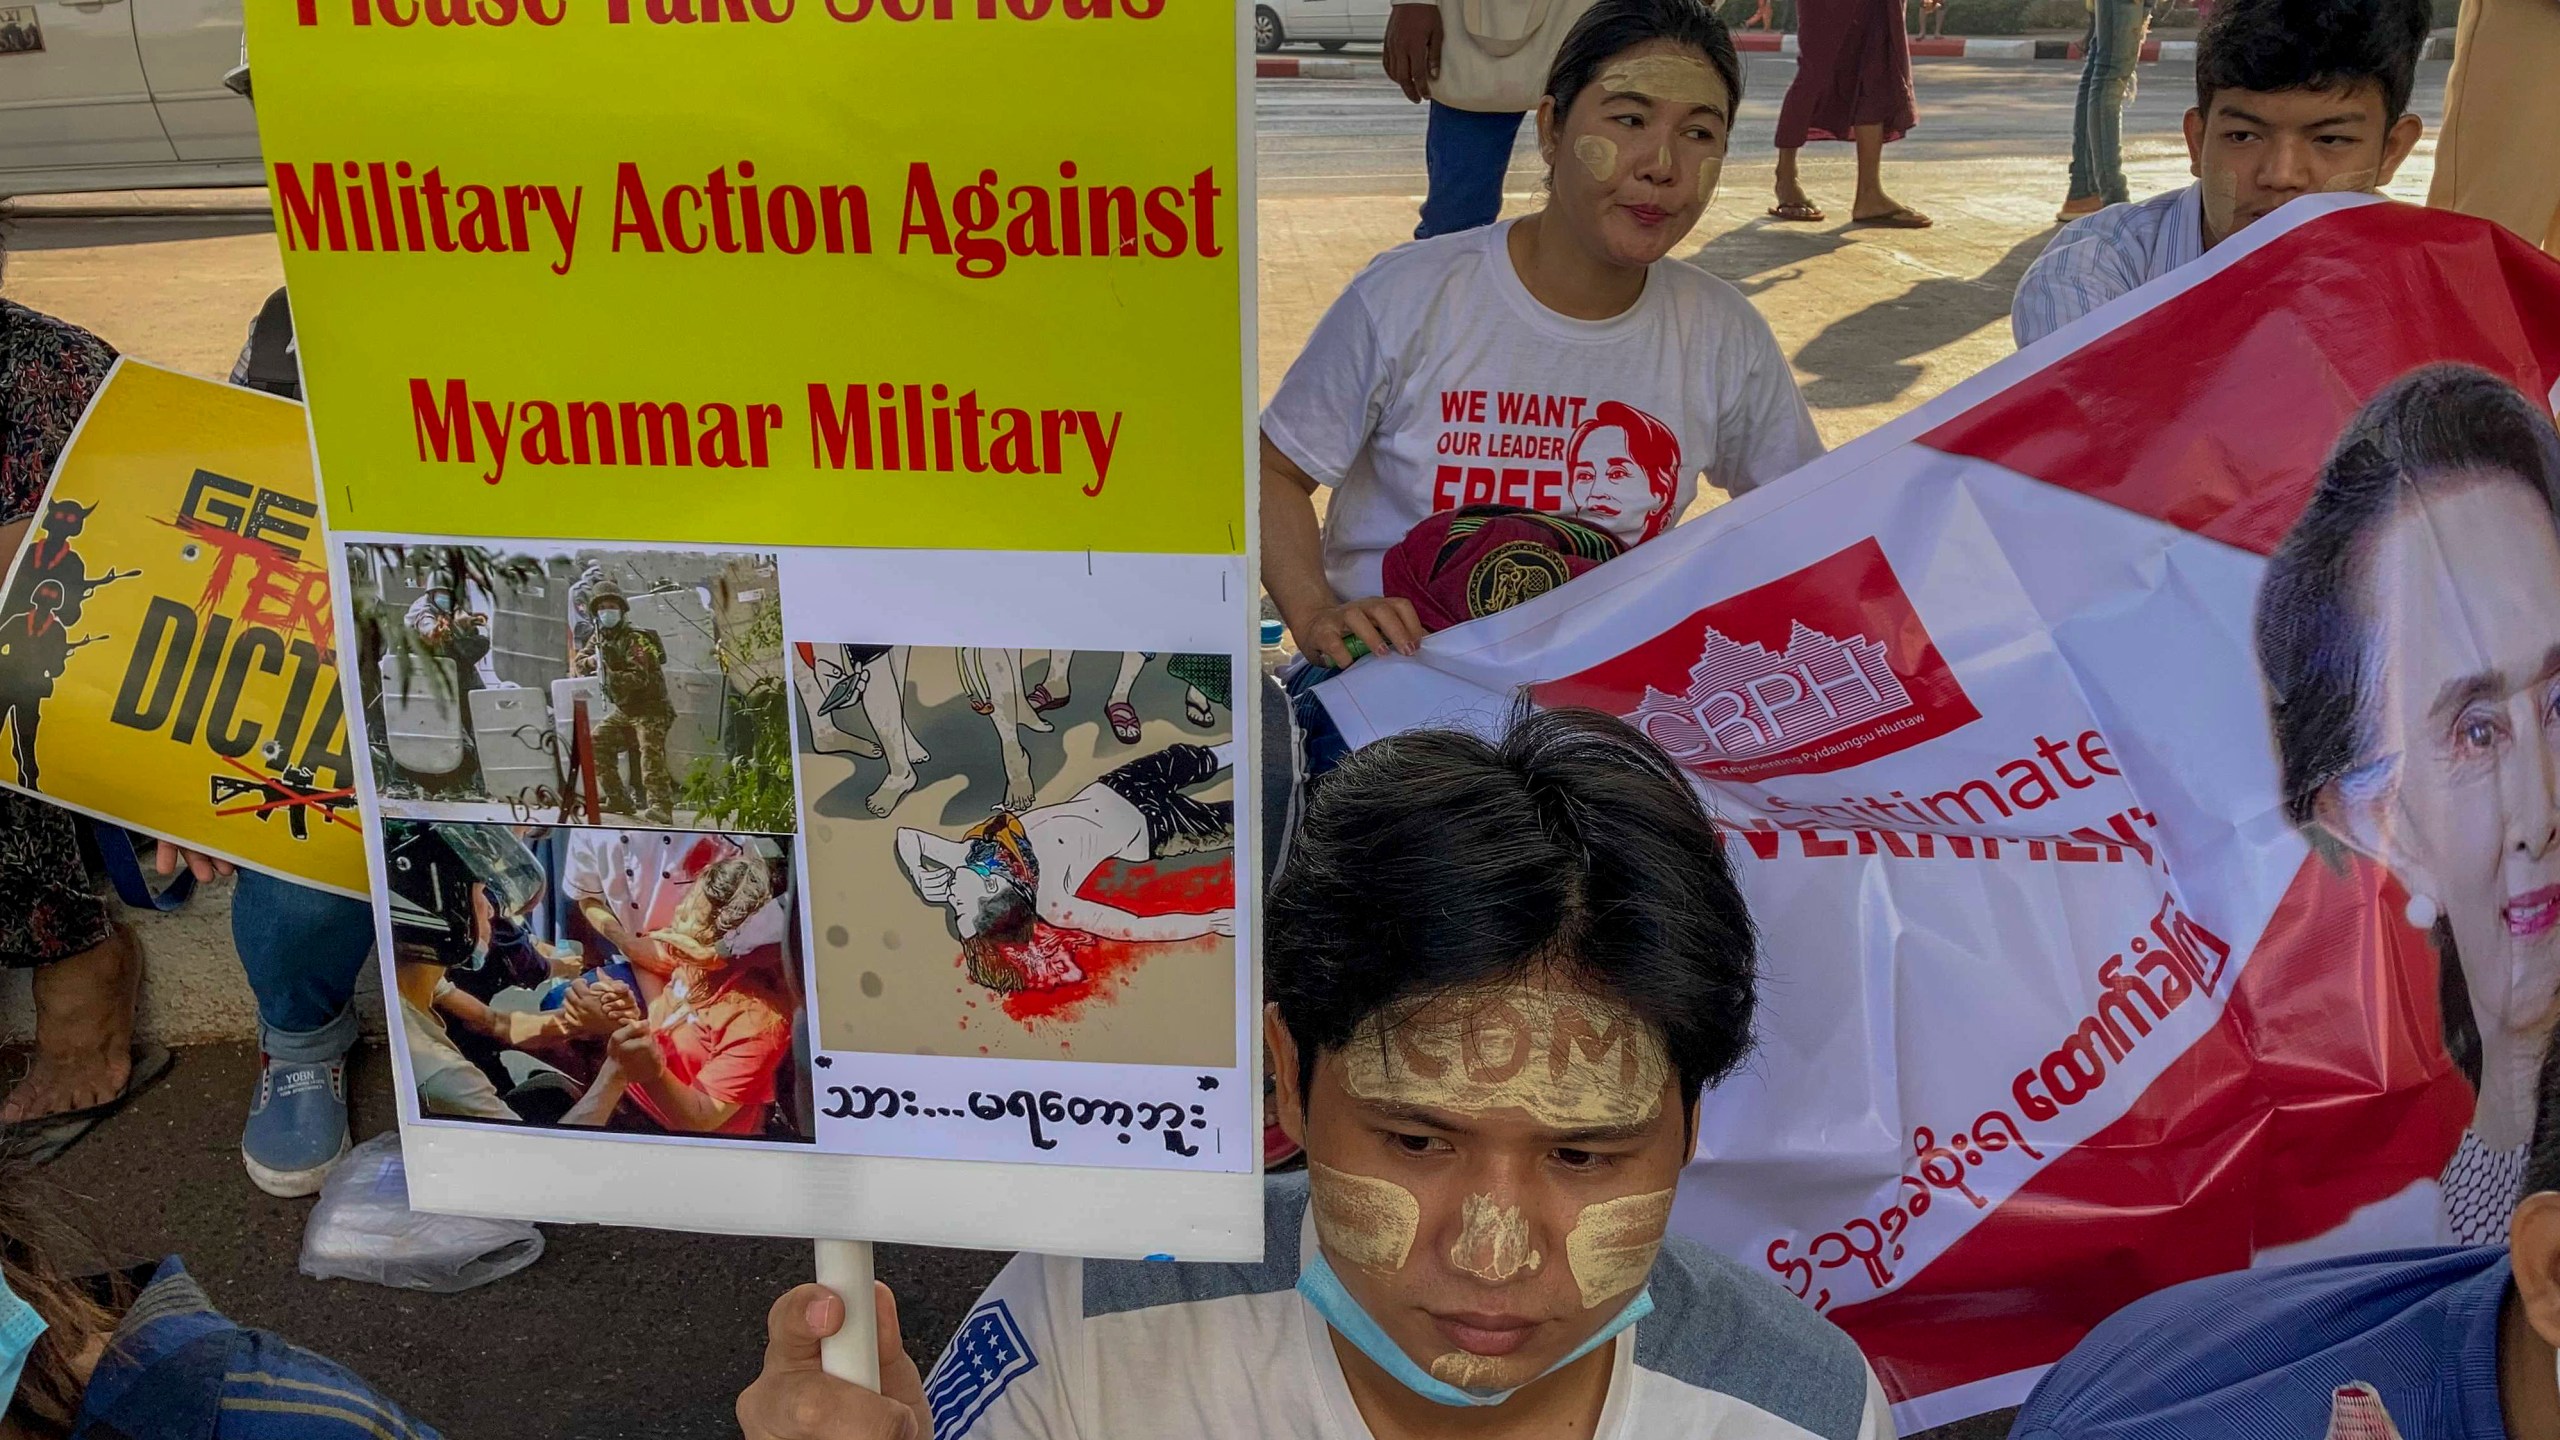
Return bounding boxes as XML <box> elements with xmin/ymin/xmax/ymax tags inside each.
<box><xmin>1313</xmin><ymin>195</ymin><xmax>2560</xmax><ymax>1430</ymax></box>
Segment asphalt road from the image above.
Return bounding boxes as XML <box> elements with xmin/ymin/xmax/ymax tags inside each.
<box><xmin>1257</xmin><ymin>56</ymin><xmax>2451</xmax><ymax>196</ymax></box>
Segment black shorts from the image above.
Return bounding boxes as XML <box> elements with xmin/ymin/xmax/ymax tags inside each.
<box><xmin>1096</xmin><ymin>743</ymin><xmax>1233</xmax><ymax>856</ymax></box>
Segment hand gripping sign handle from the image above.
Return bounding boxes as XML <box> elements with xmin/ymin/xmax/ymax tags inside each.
<box><xmin>816</xmin><ymin>1239</ymin><xmax>881</xmax><ymax>1388</ymax></box>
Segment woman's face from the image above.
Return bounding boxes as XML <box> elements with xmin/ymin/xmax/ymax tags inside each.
<box><xmin>2337</xmin><ymin>472</ymin><xmax>2560</xmax><ymax>1146</ymax></box>
<box><xmin>1568</xmin><ymin>425</ymin><xmax>1651</xmax><ymax>540</ymax></box>
<box><xmin>1538</xmin><ymin>42</ymin><xmax>1730</xmax><ymax>269</ymax></box>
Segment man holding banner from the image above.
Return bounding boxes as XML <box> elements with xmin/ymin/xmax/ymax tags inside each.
<box><xmin>2010</xmin><ymin>0</ymin><xmax>2432</xmax><ymax>348</ymax></box>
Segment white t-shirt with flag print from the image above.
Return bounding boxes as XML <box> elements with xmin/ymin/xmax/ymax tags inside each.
<box><xmin>1262</xmin><ymin>219</ymin><xmax>1824</xmax><ymax>603</ymax></box>
<box><xmin>918</xmin><ymin>1173</ymin><xmax>1895</xmax><ymax>1440</ymax></box>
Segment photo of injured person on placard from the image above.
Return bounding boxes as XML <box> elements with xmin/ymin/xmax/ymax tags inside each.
<box><xmin>382</xmin><ymin>818</ymin><xmax>815</xmax><ymax>1144</ymax></box>
<box><xmin>793</xmin><ymin>645</ymin><xmax>1238</xmax><ymax>1067</ymax></box>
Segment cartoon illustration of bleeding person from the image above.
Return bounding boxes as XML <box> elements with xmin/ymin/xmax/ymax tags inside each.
<box><xmin>896</xmin><ymin>738</ymin><xmax>1237</xmax><ymax>990</ymax></box>
<box><xmin>792</xmin><ymin>644</ymin><xmax>1241</xmax><ymax>1068</ymax></box>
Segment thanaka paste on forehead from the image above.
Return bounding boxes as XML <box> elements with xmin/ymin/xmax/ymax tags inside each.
<box><xmin>1598</xmin><ymin>54</ymin><xmax>1728</xmax><ymax>112</ymax></box>
<box><xmin>1574</xmin><ymin>135</ymin><xmax>1621</xmax><ymax>183</ymax></box>
<box><xmin>1308</xmin><ymin>1161</ymin><xmax>1421</xmax><ymax>1272</ymax></box>
<box><xmin>1340</xmin><ymin>985</ymin><xmax>1672</xmax><ymax>1131</ymax></box>
<box><xmin>1564</xmin><ymin>1188</ymin><xmax>1675</xmax><ymax>1309</ymax></box>
<box><xmin>1449</xmin><ymin>1193</ymin><xmax>1544</xmax><ymax>1282</ymax></box>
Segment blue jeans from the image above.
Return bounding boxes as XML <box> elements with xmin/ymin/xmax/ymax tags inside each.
<box><xmin>2067</xmin><ymin>0</ymin><xmax>2150</xmax><ymax>205</ymax></box>
<box><xmin>1418</xmin><ymin>102</ymin><xmax>1527</xmax><ymax>239</ymax></box>
<box><xmin>232</xmin><ymin>868</ymin><xmax>376</xmax><ymax>1064</ymax></box>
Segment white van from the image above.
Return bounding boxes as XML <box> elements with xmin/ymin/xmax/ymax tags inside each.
<box><xmin>0</xmin><ymin>0</ymin><xmax>257</xmax><ymax>197</ymax></box>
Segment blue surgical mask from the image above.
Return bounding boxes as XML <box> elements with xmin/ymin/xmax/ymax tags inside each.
<box><xmin>1296</xmin><ymin>1248</ymin><xmax>1652</xmax><ymax>1408</ymax></box>
<box><xmin>0</xmin><ymin>1268</ymin><xmax>50</xmax><ymax>1410</ymax></box>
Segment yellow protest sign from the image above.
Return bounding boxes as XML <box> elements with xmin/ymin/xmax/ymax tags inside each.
<box><xmin>0</xmin><ymin>361</ymin><xmax>365</xmax><ymax>897</ymax></box>
<box><xmin>243</xmin><ymin>0</ymin><xmax>1248</xmax><ymax>554</ymax></box>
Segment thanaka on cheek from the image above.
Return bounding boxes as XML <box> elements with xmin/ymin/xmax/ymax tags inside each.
<box><xmin>1565</xmin><ymin>1188</ymin><xmax>1675</xmax><ymax>1308</ymax></box>
<box><xmin>1696</xmin><ymin>156</ymin><xmax>1723</xmax><ymax>206</ymax></box>
<box><xmin>1310</xmin><ymin>1161</ymin><xmax>1422</xmax><ymax>1273</ymax></box>
<box><xmin>2320</xmin><ymin>167</ymin><xmax>2381</xmax><ymax>193</ymax></box>
<box><xmin>2202</xmin><ymin>167</ymin><xmax>2241</xmax><ymax>241</ymax></box>
<box><xmin>1574</xmin><ymin>135</ymin><xmax>1620</xmax><ymax>183</ymax></box>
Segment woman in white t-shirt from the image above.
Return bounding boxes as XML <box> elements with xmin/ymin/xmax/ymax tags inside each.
<box><xmin>1260</xmin><ymin>0</ymin><xmax>1823</xmax><ymax>667</ymax></box>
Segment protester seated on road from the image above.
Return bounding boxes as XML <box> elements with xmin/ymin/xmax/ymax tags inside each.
<box><xmin>2009</xmin><ymin>0</ymin><xmax>2433</xmax><ymax>347</ymax></box>
<box><xmin>0</xmin><ymin>271</ymin><xmax>161</xmax><ymax>1158</ymax></box>
<box><xmin>739</xmin><ymin>706</ymin><xmax>1894</xmax><ymax>1440</ymax></box>
<box><xmin>1259</xmin><ymin>0</ymin><xmax>1822</xmax><ymax>670</ymax></box>
<box><xmin>554</xmin><ymin>849</ymin><xmax>799</xmax><ymax>1138</ymax></box>
<box><xmin>0</xmin><ymin>1157</ymin><xmax>446</xmax><ymax>1438</ymax></box>
<box><xmin>2008</xmin><ymin>1020</ymin><xmax>2560</xmax><ymax>1440</ymax></box>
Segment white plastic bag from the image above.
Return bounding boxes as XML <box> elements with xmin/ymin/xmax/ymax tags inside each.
<box><xmin>300</xmin><ymin>1133</ymin><xmax>544</xmax><ymax>1293</ymax></box>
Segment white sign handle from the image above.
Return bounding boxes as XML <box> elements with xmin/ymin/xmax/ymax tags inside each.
<box><xmin>815</xmin><ymin>1238</ymin><xmax>881</xmax><ymax>1389</ymax></box>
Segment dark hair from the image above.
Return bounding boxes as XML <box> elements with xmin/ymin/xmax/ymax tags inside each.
<box><xmin>0</xmin><ymin>1166</ymin><xmax>124</xmax><ymax>1436</ymax></box>
<box><xmin>2255</xmin><ymin>362</ymin><xmax>2560</xmax><ymax>1086</ymax></box>
<box><xmin>2194</xmin><ymin>0</ymin><xmax>2433</xmax><ymax>123</ymax></box>
<box><xmin>1268</xmin><ymin>705</ymin><xmax>1757</xmax><ymax>1114</ymax></box>
<box><xmin>2527</xmin><ymin>1025</ymin><xmax>2560</xmax><ymax>1196</ymax></box>
<box><xmin>1543</xmin><ymin>0</ymin><xmax>1743</xmax><ymax>129</ymax></box>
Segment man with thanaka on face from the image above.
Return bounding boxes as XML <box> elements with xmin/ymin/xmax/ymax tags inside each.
<box><xmin>738</xmin><ymin>708</ymin><xmax>1892</xmax><ymax>1440</ymax></box>
<box><xmin>2009</xmin><ymin>0</ymin><xmax>2433</xmax><ymax>348</ymax></box>
<box><xmin>1262</xmin><ymin>0</ymin><xmax>1820</xmax><ymax>670</ymax></box>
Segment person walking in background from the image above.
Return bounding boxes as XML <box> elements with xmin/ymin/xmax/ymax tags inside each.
<box><xmin>1765</xmin><ymin>0</ymin><xmax>1931</xmax><ymax>226</ymax></box>
<box><xmin>2428</xmin><ymin>0</ymin><xmax>2560</xmax><ymax>254</ymax></box>
<box><xmin>1385</xmin><ymin>0</ymin><xmax>1600</xmax><ymax>238</ymax></box>
<box><xmin>2057</xmin><ymin>0</ymin><xmax>2153</xmax><ymax>221</ymax></box>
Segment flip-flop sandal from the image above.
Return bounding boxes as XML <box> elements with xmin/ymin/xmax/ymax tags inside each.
<box><xmin>1851</xmin><ymin>208</ymin><xmax>1935</xmax><ymax>229</ymax></box>
<box><xmin>1105</xmin><ymin>702</ymin><xmax>1141</xmax><ymax>745</ymax></box>
<box><xmin>9</xmin><ymin>1042</ymin><xmax>175</xmax><ymax>1167</ymax></box>
<box><xmin>1185</xmin><ymin>692</ymin><xmax>1215</xmax><ymax>729</ymax></box>
<box><xmin>1026</xmin><ymin>684</ymin><xmax>1069</xmax><ymax>714</ymax></box>
<box><xmin>1767</xmin><ymin>201</ymin><xmax>1827</xmax><ymax>223</ymax></box>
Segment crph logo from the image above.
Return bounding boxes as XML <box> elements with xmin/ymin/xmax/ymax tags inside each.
<box><xmin>1632</xmin><ymin>620</ymin><xmax>1913</xmax><ymax>763</ymax></box>
<box><xmin>1534</xmin><ymin>538</ymin><xmax>1979</xmax><ymax>781</ymax></box>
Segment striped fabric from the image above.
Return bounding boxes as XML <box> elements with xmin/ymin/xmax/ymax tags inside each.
<box><xmin>2009</xmin><ymin>1246</ymin><xmax>2510</xmax><ymax>1440</ymax></box>
<box><xmin>69</xmin><ymin>1258</ymin><xmax>444</xmax><ymax>1440</ymax></box>
<box><xmin>2009</xmin><ymin>185</ymin><xmax>2208</xmax><ymax>349</ymax></box>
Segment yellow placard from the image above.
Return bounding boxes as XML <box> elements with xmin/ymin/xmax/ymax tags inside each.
<box><xmin>0</xmin><ymin>362</ymin><xmax>366</xmax><ymax>896</ymax></box>
<box><xmin>244</xmin><ymin>0</ymin><xmax>1247</xmax><ymax>553</ymax></box>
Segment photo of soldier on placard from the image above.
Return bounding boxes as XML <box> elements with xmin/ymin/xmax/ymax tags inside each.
<box><xmin>348</xmin><ymin>542</ymin><xmax>788</xmax><ymax>833</ymax></box>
